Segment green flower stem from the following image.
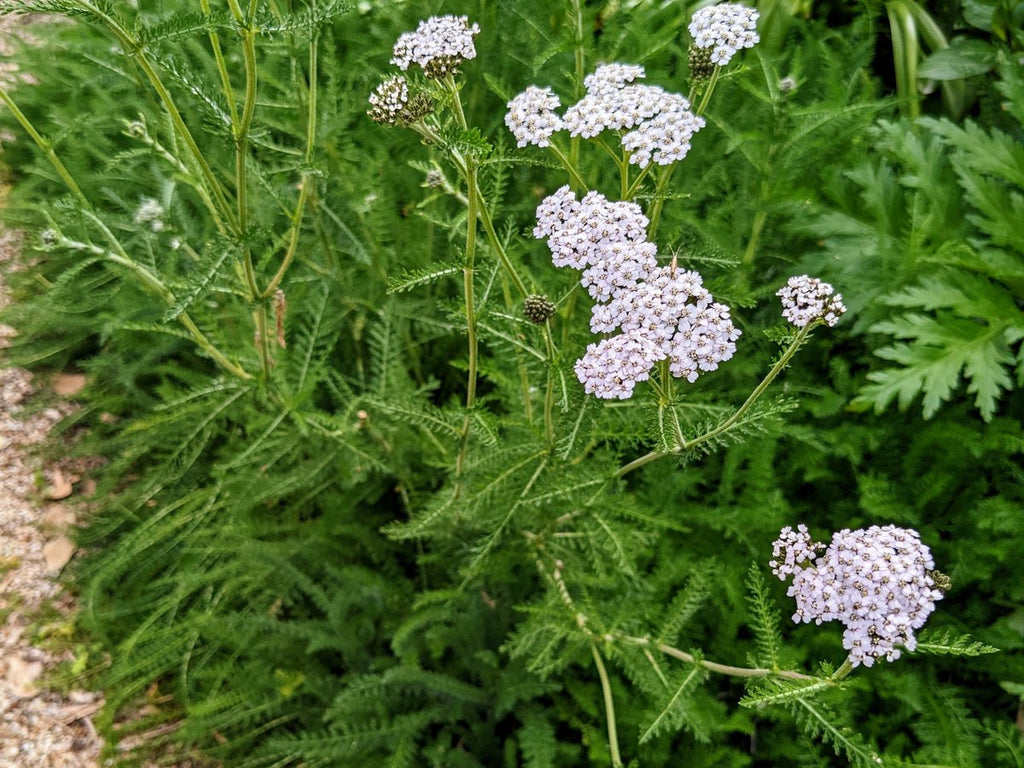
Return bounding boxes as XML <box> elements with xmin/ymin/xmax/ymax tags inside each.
<box><xmin>200</xmin><ymin>0</ymin><xmax>240</xmax><ymax>127</ymax></box>
<box><xmin>263</xmin><ymin>29</ymin><xmax>319</xmax><ymax>299</ymax></box>
<box><xmin>445</xmin><ymin>74</ymin><xmax>469</xmax><ymax>130</ymax></box>
<box><xmin>646</xmin><ymin>164</ymin><xmax>677</xmax><ymax>239</ymax></box>
<box><xmin>833</xmin><ymin>658</ymin><xmax>855</xmax><ymax>681</ymax></box>
<box><xmin>695</xmin><ymin>65</ymin><xmax>721</xmax><ymax>117</ymax></box>
<box><xmin>543</xmin><ymin>320</ymin><xmax>556</xmax><ymax>444</ymax></box>
<box><xmin>742</xmin><ymin>207</ymin><xmax>768</xmax><ymax>267</ymax></box>
<box><xmin>0</xmin><ymin>86</ymin><xmax>86</xmax><ymax>205</ymax></box>
<box><xmin>615</xmin><ymin>323</ymin><xmax>815</xmax><ymax>478</ymax></box>
<box><xmin>57</xmin><ymin>233</ymin><xmax>251</xmax><ymax>381</ymax></box>
<box><xmin>454</xmin><ymin>159</ymin><xmax>481</xmax><ymax>488</ymax></box>
<box><xmin>71</xmin><ymin>0</ymin><xmax>237</xmax><ymax>234</ymax></box>
<box><xmin>569</xmin><ymin>0</ymin><xmax>585</xmax><ymax>170</ymax></box>
<box><xmin>615</xmin><ymin>634</ymin><xmax>816</xmax><ymax>682</ymax></box>
<box><xmin>549</xmin><ymin>141</ymin><xmax>588</xmax><ymax>191</ymax></box>
<box><xmin>592</xmin><ymin>643</ymin><xmax>624</xmax><ymax>768</ymax></box>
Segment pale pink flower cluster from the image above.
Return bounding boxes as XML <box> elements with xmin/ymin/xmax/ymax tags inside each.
<box><xmin>688</xmin><ymin>3</ymin><xmax>760</xmax><ymax>66</ymax></box>
<box><xmin>772</xmin><ymin>524</ymin><xmax>944</xmax><ymax>667</ymax></box>
<box><xmin>391</xmin><ymin>15</ymin><xmax>480</xmax><ymax>78</ymax></box>
<box><xmin>777</xmin><ymin>275</ymin><xmax>847</xmax><ymax>328</ymax></box>
<box><xmin>535</xmin><ymin>187</ymin><xmax>740</xmax><ymax>398</ymax></box>
<box><xmin>507</xmin><ymin>64</ymin><xmax>705</xmax><ymax>168</ymax></box>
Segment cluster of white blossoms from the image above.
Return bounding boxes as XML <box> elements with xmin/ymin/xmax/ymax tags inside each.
<box><xmin>777</xmin><ymin>275</ymin><xmax>847</xmax><ymax>328</ymax></box>
<box><xmin>368</xmin><ymin>75</ymin><xmax>409</xmax><ymax>124</ymax></box>
<box><xmin>507</xmin><ymin>64</ymin><xmax>706</xmax><ymax>169</ymax></box>
<box><xmin>505</xmin><ymin>86</ymin><xmax>563</xmax><ymax>148</ymax></box>
<box><xmin>535</xmin><ymin>186</ymin><xmax>740</xmax><ymax>399</ymax></box>
<box><xmin>688</xmin><ymin>3</ymin><xmax>760</xmax><ymax>67</ymax></box>
<box><xmin>134</xmin><ymin>197</ymin><xmax>165</xmax><ymax>232</ymax></box>
<box><xmin>772</xmin><ymin>524</ymin><xmax>945</xmax><ymax>667</ymax></box>
<box><xmin>391</xmin><ymin>15</ymin><xmax>480</xmax><ymax>78</ymax></box>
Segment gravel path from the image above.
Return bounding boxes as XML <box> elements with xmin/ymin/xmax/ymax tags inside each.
<box><xmin>1</xmin><ymin>11</ymin><xmax>105</xmax><ymax>767</ymax></box>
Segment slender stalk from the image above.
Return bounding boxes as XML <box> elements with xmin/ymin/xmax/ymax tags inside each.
<box><xmin>646</xmin><ymin>165</ymin><xmax>677</xmax><ymax>238</ymax></box>
<box><xmin>615</xmin><ymin>324</ymin><xmax>814</xmax><ymax>477</ymax></box>
<box><xmin>200</xmin><ymin>0</ymin><xmax>240</xmax><ymax>127</ymax></box>
<box><xmin>591</xmin><ymin>644</ymin><xmax>624</xmax><ymax>768</ymax></box>
<box><xmin>742</xmin><ymin>207</ymin><xmax>768</xmax><ymax>267</ymax></box>
<box><xmin>57</xmin><ymin>235</ymin><xmax>251</xmax><ymax>380</ymax></box>
<box><xmin>454</xmin><ymin>160</ymin><xmax>480</xmax><ymax>488</ymax></box>
<box><xmin>0</xmin><ymin>86</ymin><xmax>86</xmax><ymax>204</ymax></box>
<box><xmin>696</xmin><ymin>65</ymin><xmax>721</xmax><ymax>116</ymax></box>
<box><xmin>569</xmin><ymin>0</ymin><xmax>585</xmax><ymax>170</ymax></box>
<box><xmin>549</xmin><ymin>141</ymin><xmax>588</xmax><ymax>191</ymax></box>
<box><xmin>263</xmin><ymin>29</ymin><xmax>319</xmax><ymax>298</ymax></box>
<box><xmin>616</xmin><ymin>634</ymin><xmax>815</xmax><ymax>682</ymax></box>
<box><xmin>543</xmin><ymin>320</ymin><xmax>556</xmax><ymax>444</ymax></box>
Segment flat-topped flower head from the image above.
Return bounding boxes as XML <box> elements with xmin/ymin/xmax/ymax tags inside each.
<box><xmin>772</xmin><ymin>524</ymin><xmax>945</xmax><ymax>667</ymax></box>
<box><xmin>621</xmin><ymin>93</ymin><xmax>705</xmax><ymax>168</ymax></box>
<box><xmin>391</xmin><ymin>15</ymin><xmax>481</xmax><ymax>78</ymax></box>
<box><xmin>777</xmin><ymin>275</ymin><xmax>847</xmax><ymax>327</ymax></box>
<box><xmin>534</xmin><ymin>187</ymin><xmax>650</xmax><ymax>272</ymax></box>
<box><xmin>688</xmin><ymin>3</ymin><xmax>760</xmax><ymax>67</ymax></box>
<box><xmin>574</xmin><ymin>333</ymin><xmax>660</xmax><ymax>400</ymax></box>
<box><xmin>506</xmin><ymin>86</ymin><xmax>564</xmax><ymax>148</ymax></box>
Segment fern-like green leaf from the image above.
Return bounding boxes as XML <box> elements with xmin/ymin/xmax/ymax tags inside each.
<box><xmin>911</xmin><ymin>628</ymin><xmax>1000</xmax><ymax>657</ymax></box>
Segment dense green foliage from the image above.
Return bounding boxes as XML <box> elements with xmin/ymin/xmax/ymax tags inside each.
<box><xmin>0</xmin><ymin>0</ymin><xmax>1022</xmax><ymax>765</ymax></box>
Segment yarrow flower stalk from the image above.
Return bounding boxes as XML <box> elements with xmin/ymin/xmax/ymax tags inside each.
<box><xmin>772</xmin><ymin>524</ymin><xmax>945</xmax><ymax>667</ymax></box>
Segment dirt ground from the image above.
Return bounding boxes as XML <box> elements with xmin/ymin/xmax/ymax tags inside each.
<box><xmin>1</xmin><ymin>11</ymin><xmax>106</xmax><ymax>767</ymax></box>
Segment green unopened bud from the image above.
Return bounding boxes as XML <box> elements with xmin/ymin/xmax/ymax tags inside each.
<box><xmin>688</xmin><ymin>45</ymin><xmax>715</xmax><ymax>81</ymax></box>
<box><xmin>523</xmin><ymin>295</ymin><xmax>556</xmax><ymax>324</ymax></box>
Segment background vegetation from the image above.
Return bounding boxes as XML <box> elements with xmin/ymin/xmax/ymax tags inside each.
<box><xmin>0</xmin><ymin>0</ymin><xmax>1022</xmax><ymax>765</ymax></box>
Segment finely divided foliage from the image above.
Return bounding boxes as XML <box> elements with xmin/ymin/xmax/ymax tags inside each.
<box><xmin>0</xmin><ymin>1</ymin><xmax>1020</xmax><ymax>766</ymax></box>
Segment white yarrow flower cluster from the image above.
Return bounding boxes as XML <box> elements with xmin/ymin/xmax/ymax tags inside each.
<box><xmin>772</xmin><ymin>524</ymin><xmax>944</xmax><ymax>667</ymax></box>
<box><xmin>508</xmin><ymin>64</ymin><xmax>705</xmax><ymax>167</ymax></box>
<box><xmin>368</xmin><ymin>76</ymin><xmax>409</xmax><ymax>124</ymax></box>
<box><xmin>391</xmin><ymin>15</ymin><xmax>481</xmax><ymax>78</ymax></box>
<box><xmin>688</xmin><ymin>3</ymin><xmax>760</xmax><ymax>66</ymax></box>
<box><xmin>505</xmin><ymin>86</ymin><xmax>564</xmax><ymax>148</ymax></box>
<box><xmin>536</xmin><ymin>187</ymin><xmax>740</xmax><ymax>398</ymax></box>
<box><xmin>134</xmin><ymin>197</ymin><xmax>165</xmax><ymax>232</ymax></box>
<box><xmin>777</xmin><ymin>275</ymin><xmax>847</xmax><ymax>327</ymax></box>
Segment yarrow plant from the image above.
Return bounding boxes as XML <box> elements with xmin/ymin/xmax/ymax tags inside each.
<box><xmin>772</xmin><ymin>525</ymin><xmax>946</xmax><ymax>667</ymax></box>
<box><xmin>357</xmin><ymin>7</ymin><xmax>988</xmax><ymax>766</ymax></box>
<box><xmin>1</xmin><ymin>1</ymin><xmax>1005</xmax><ymax>765</ymax></box>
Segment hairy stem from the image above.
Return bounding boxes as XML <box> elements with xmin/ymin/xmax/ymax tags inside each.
<box><xmin>0</xmin><ymin>86</ymin><xmax>87</xmax><ymax>204</ymax></box>
<box><xmin>592</xmin><ymin>643</ymin><xmax>624</xmax><ymax>768</ymax></box>
<box><xmin>264</xmin><ymin>28</ymin><xmax>319</xmax><ymax>298</ymax></box>
<box><xmin>616</xmin><ymin>634</ymin><xmax>816</xmax><ymax>681</ymax></box>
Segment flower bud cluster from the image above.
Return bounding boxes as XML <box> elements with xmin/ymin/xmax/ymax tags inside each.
<box><xmin>688</xmin><ymin>3</ymin><xmax>760</xmax><ymax>67</ymax></box>
<box><xmin>507</xmin><ymin>64</ymin><xmax>705</xmax><ymax>168</ymax></box>
<box><xmin>391</xmin><ymin>15</ymin><xmax>481</xmax><ymax>79</ymax></box>
<box><xmin>777</xmin><ymin>275</ymin><xmax>847</xmax><ymax>328</ymax></box>
<box><xmin>536</xmin><ymin>187</ymin><xmax>740</xmax><ymax>398</ymax></box>
<box><xmin>772</xmin><ymin>524</ymin><xmax>944</xmax><ymax>667</ymax></box>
